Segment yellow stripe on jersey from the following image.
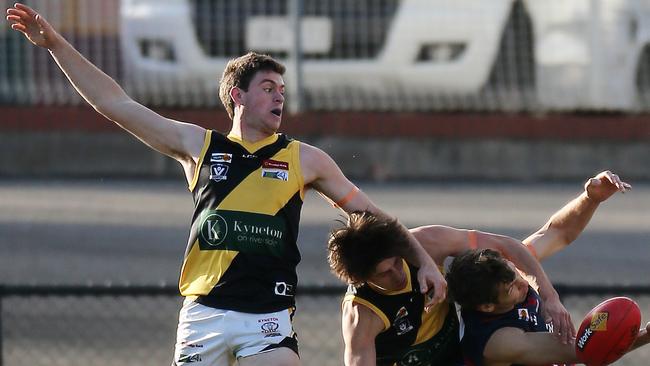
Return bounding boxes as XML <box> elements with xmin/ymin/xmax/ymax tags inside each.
<box><xmin>414</xmin><ymin>264</ymin><xmax>450</xmax><ymax>345</ymax></box>
<box><xmin>344</xmin><ymin>294</ymin><xmax>391</xmax><ymax>331</ymax></box>
<box><xmin>179</xmin><ymin>239</ymin><xmax>239</xmax><ymax>296</ymax></box>
<box><xmin>413</xmin><ymin>299</ymin><xmax>450</xmax><ymax>345</ymax></box>
<box><xmin>226</xmin><ymin>133</ymin><xmax>279</xmax><ymax>153</ymax></box>
<box><xmin>188</xmin><ymin>130</ymin><xmax>213</xmax><ymax>192</ymax></box>
<box><xmin>218</xmin><ymin>140</ymin><xmax>303</xmax><ymax>214</ymax></box>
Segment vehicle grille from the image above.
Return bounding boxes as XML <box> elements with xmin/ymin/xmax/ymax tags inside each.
<box><xmin>190</xmin><ymin>0</ymin><xmax>400</xmax><ymax>59</ymax></box>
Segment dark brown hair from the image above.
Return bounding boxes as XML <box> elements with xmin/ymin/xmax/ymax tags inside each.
<box><xmin>218</xmin><ymin>52</ymin><xmax>286</xmax><ymax>119</ymax></box>
<box><xmin>327</xmin><ymin>211</ymin><xmax>410</xmax><ymax>286</ymax></box>
<box><xmin>446</xmin><ymin>249</ymin><xmax>516</xmax><ymax>309</ymax></box>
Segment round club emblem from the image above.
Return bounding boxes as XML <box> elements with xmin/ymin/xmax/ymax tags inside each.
<box><xmin>200</xmin><ymin>213</ymin><xmax>228</xmax><ymax>247</ymax></box>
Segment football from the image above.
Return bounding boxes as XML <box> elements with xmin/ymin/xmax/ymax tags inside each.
<box><xmin>575</xmin><ymin>297</ymin><xmax>641</xmax><ymax>365</ymax></box>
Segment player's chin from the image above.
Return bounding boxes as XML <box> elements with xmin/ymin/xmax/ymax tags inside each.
<box><xmin>266</xmin><ymin>114</ymin><xmax>282</xmax><ymax>128</ymax></box>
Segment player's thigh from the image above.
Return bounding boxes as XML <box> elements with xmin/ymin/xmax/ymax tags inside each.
<box><xmin>237</xmin><ymin>347</ymin><xmax>300</xmax><ymax>366</ymax></box>
<box><xmin>172</xmin><ymin>299</ymin><xmax>233</xmax><ymax>366</ymax></box>
<box><xmin>230</xmin><ymin>308</ymin><xmax>300</xmax><ymax>365</ymax></box>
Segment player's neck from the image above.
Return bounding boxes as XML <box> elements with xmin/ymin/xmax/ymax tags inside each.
<box><xmin>229</xmin><ymin>120</ymin><xmax>275</xmax><ymax>144</ymax></box>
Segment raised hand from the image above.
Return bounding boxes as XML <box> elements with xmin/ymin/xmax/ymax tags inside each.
<box><xmin>584</xmin><ymin>170</ymin><xmax>631</xmax><ymax>203</ymax></box>
<box><xmin>6</xmin><ymin>3</ymin><xmax>58</xmax><ymax>49</ymax></box>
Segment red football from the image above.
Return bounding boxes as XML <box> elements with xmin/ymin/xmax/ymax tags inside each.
<box><xmin>575</xmin><ymin>297</ymin><xmax>641</xmax><ymax>366</ymax></box>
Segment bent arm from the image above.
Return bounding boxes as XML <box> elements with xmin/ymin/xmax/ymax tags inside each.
<box><xmin>342</xmin><ymin>300</ymin><xmax>384</xmax><ymax>366</ymax></box>
<box><xmin>412</xmin><ymin>224</ymin><xmax>572</xmax><ymax>340</ymax></box>
<box><xmin>411</xmin><ymin>225</ymin><xmax>556</xmax><ymax>299</ymax></box>
<box><xmin>302</xmin><ymin>143</ymin><xmax>446</xmax><ymax>303</ymax></box>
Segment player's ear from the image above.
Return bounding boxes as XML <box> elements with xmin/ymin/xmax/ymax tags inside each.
<box><xmin>230</xmin><ymin>87</ymin><xmax>245</xmax><ymax>106</ymax></box>
<box><xmin>477</xmin><ymin>303</ymin><xmax>496</xmax><ymax>313</ymax></box>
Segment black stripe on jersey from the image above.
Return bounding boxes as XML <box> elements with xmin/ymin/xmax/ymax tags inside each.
<box><xmin>193</xmin><ymin>133</ymin><xmax>291</xmax><ymax>208</ymax></box>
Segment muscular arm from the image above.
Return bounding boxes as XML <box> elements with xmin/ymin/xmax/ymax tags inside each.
<box><xmin>524</xmin><ymin>170</ymin><xmax>630</xmax><ymax>261</ymax></box>
<box><xmin>342</xmin><ymin>300</ymin><xmax>385</xmax><ymax>366</ymax></box>
<box><xmin>484</xmin><ymin>322</ymin><xmax>650</xmax><ymax>366</ymax></box>
<box><xmin>301</xmin><ymin>143</ymin><xmax>446</xmax><ymax>304</ymax></box>
<box><xmin>483</xmin><ymin>327</ymin><xmax>578</xmax><ymax>366</ymax></box>
<box><xmin>412</xmin><ymin>225</ymin><xmax>572</xmax><ymax>342</ymax></box>
<box><xmin>7</xmin><ymin>4</ymin><xmax>205</xmax><ymax>183</ymax></box>
<box><xmin>523</xmin><ymin>191</ymin><xmax>600</xmax><ymax>261</ymax></box>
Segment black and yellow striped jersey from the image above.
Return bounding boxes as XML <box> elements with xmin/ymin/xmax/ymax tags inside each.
<box><xmin>344</xmin><ymin>260</ymin><xmax>462</xmax><ymax>366</ymax></box>
<box><xmin>180</xmin><ymin>130</ymin><xmax>304</xmax><ymax>313</ymax></box>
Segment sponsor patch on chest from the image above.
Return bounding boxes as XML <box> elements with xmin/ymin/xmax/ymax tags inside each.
<box><xmin>261</xmin><ymin>159</ymin><xmax>290</xmax><ymax>181</ymax></box>
<box><xmin>263</xmin><ymin>159</ymin><xmax>289</xmax><ymax>170</ymax></box>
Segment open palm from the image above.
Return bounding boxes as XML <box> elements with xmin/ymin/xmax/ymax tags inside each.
<box><xmin>6</xmin><ymin>3</ymin><xmax>55</xmax><ymax>49</ymax></box>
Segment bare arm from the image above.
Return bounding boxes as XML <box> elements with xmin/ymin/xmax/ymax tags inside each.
<box><xmin>6</xmin><ymin>3</ymin><xmax>206</xmax><ymax>183</ymax></box>
<box><xmin>301</xmin><ymin>143</ymin><xmax>446</xmax><ymax>305</ymax></box>
<box><xmin>342</xmin><ymin>300</ymin><xmax>384</xmax><ymax>366</ymax></box>
<box><xmin>484</xmin><ymin>322</ymin><xmax>650</xmax><ymax>366</ymax></box>
<box><xmin>630</xmin><ymin>322</ymin><xmax>650</xmax><ymax>351</ymax></box>
<box><xmin>524</xmin><ymin>170</ymin><xmax>630</xmax><ymax>260</ymax></box>
<box><xmin>483</xmin><ymin>327</ymin><xmax>578</xmax><ymax>366</ymax></box>
<box><xmin>412</xmin><ymin>225</ymin><xmax>573</xmax><ymax>342</ymax></box>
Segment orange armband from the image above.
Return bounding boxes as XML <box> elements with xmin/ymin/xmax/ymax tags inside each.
<box><xmin>467</xmin><ymin>230</ymin><xmax>478</xmax><ymax>249</ymax></box>
<box><xmin>334</xmin><ymin>186</ymin><xmax>360</xmax><ymax>208</ymax></box>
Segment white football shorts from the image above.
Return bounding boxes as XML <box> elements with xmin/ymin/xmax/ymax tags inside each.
<box><xmin>172</xmin><ymin>298</ymin><xmax>298</xmax><ymax>365</ymax></box>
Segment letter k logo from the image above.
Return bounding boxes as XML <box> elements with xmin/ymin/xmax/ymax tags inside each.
<box><xmin>201</xmin><ymin>213</ymin><xmax>228</xmax><ymax>247</ymax></box>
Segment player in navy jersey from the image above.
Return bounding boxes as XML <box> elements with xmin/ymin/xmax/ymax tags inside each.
<box><xmin>448</xmin><ymin>249</ymin><xmax>650</xmax><ymax>366</ymax></box>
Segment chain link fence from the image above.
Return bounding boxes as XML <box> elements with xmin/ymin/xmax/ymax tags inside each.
<box><xmin>2</xmin><ymin>285</ymin><xmax>649</xmax><ymax>366</ymax></box>
<box><xmin>3</xmin><ymin>0</ymin><xmax>650</xmax><ymax>112</ymax></box>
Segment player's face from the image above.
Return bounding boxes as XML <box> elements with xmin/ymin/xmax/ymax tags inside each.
<box><xmin>494</xmin><ymin>261</ymin><xmax>529</xmax><ymax>312</ymax></box>
<box><xmin>367</xmin><ymin>256</ymin><xmax>407</xmax><ymax>291</ymax></box>
<box><xmin>239</xmin><ymin>70</ymin><xmax>285</xmax><ymax>134</ymax></box>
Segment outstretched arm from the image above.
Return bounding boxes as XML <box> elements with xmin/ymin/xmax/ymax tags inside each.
<box><xmin>483</xmin><ymin>327</ymin><xmax>578</xmax><ymax>365</ymax></box>
<box><xmin>301</xmin><ymin>143</ymin><xmax>446</xmax><ymax>306</ymax></box>
<box><xmin>6</xmin><ymin>3</ymin><xmax>206</xmax><ymax>183</ymax></box>
<box><xmin>523</xmin><ymin>170</ymin><xmax>630</xmax><ymax>261</ymax></box>
<box><xmin>484</xmin><ymin>322</ymin><xmax>650</xmax><ymax>366</ymax></box>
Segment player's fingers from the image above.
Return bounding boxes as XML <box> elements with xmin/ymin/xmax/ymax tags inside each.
<box><xmin>611</xmin><ymin>173</ymin><xmax>624</xmax><ymax>189</ymax></box>
<box><xmin>15</xmin><ymin>3</ymin><xmax>38</xmax><ymax>17</ymax></box>
<box><xmin>9</xmin><ymin>22</ymin><xmax>27</xmax><ymax>33</ymax></box>
<box><xmin>601</xmin><ymin>171</ymin><xmax>621</xmax><ymax>189</ymax></box>
<box><xmin>6</xmin><ymin>7</ymin><xmax>29</xmax><ymax>22</ymax></box>
<box><xmin>6</xmin><ymin>14</ymin><xmax>21</xmax><ymax>23</ymax></box>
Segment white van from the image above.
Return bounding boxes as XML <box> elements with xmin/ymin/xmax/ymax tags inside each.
<box><xmin>119</xmin><ymin>0</ymin><xmax>650</xmax><ymax>111</ymax></box>
<box><xmin>120</xmin><ymin>0</ymin><xmax>530</xmax><ymax>110</ymax></box>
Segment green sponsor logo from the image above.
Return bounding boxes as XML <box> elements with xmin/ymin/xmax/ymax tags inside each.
<box><xmin>198</xmin><ymin>210</ymin><xmax>286</xmax><ymax>256</ymax></box>
<box><xmin>200</xmin><ymin>213</ymin><xmax>228</xmax><ymax>246</ymax></box>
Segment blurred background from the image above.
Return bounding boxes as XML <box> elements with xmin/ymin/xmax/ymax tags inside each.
<box><xmin>1</xmin><ymin>0</ymin><xmax>649</xmax><ymax>365</ymax></box>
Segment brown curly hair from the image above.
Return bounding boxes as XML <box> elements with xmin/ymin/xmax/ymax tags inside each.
<box><xmin>328</xmin><ymin>211</ymin><xmax>410</xmax><ymax>286</ymax></box>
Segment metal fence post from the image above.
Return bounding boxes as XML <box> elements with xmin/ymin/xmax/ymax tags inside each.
<box><xmin>288</xmin><ymin>0</ymin><xmax>304</xmax><ymax>114</ymax></box>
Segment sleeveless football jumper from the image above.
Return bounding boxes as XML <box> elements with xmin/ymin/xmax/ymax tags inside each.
<box><xmin>180</xmin><ymin>131</ymin><xmax>304</xmax><ymax>313</ymax></box>
<box><xmin>460</xmin><ymin>286</ymin><xmax>570</xmax><ymax>366</ymax></box>
<box><xmin>344</xmin><ymin>260</ymin><xmax>462</xmax><ymax>366</ymax></box>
